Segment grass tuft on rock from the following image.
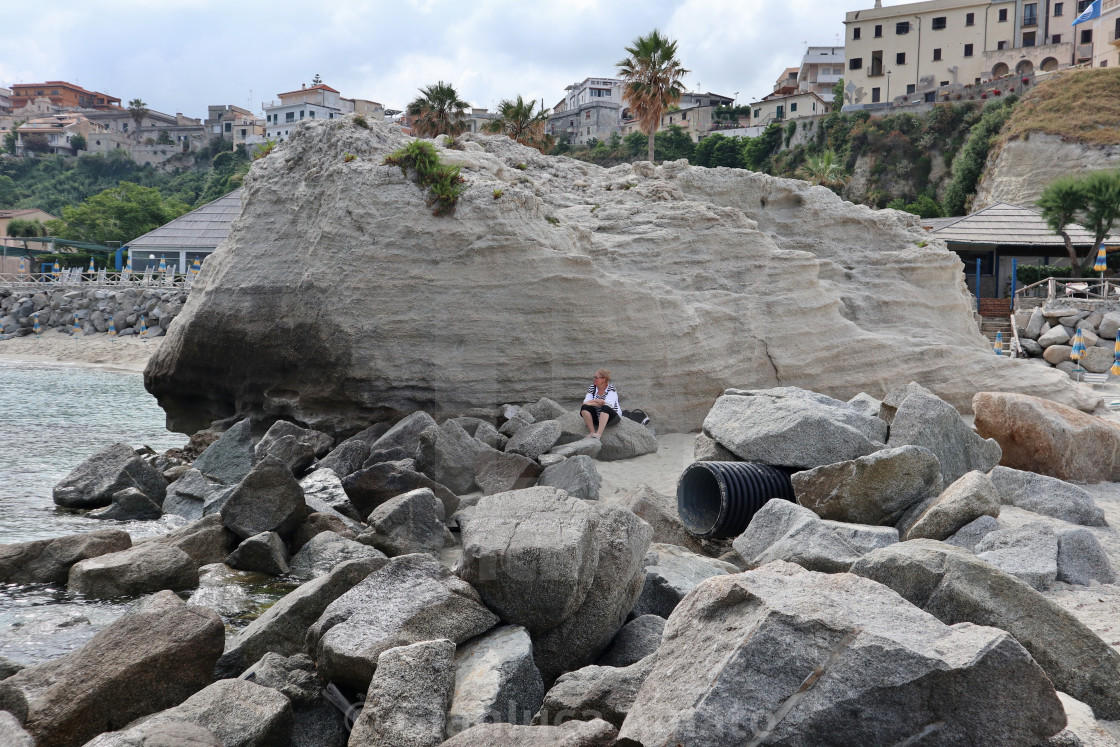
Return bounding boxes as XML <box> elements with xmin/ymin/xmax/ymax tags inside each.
<box><xmin>384</xmin><ymin>140</ymin><xmax>467</xmax><ymax>216</ymax></box>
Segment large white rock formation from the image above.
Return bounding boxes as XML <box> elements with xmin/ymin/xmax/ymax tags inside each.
<box><xmin>145</xmin><ymin>117</ymin><xmax>1096</xmax><ymax>436</ymax></box>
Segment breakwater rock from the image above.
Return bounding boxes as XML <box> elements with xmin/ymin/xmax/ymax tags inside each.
<box><xmin>0</xmin><ymin>286</ymin><xmax>187</xmax><ymax>339</ymax></box>
<box><xmin>145</xmin><ymin>117</ymin><xmax>1095</xmax><ymax>436</ymax></box>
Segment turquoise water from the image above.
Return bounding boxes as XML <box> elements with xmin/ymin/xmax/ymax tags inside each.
<box><xmin>0</xmin><ymin>360</ymin><xmax>188</xmax><ymax>664</ymax></box>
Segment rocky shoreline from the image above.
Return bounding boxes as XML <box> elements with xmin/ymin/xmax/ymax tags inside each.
<box><xmin>1</xmin><ymin>383</ymin><xmax>1119</xmax><ymax>745</ymax></box>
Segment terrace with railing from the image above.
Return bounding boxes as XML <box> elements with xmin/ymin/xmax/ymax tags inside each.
<box><xmin>0</xmin><ymin>267</ymin><xmax>196</xmax><ymax>290</ymax></box>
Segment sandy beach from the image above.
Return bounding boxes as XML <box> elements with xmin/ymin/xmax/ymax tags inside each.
<box><xmin>0</xmin><ymin>329</ymin><xmax>162</xmax><ymax>372</ymax></box>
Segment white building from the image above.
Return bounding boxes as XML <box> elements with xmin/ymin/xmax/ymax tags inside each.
<box><xmin>798</xmin><ymin>46</ymin><xmax>846</xmax><ymax>103</ymax></box>
<box><xmin>263</xmin><ymin>83</ymin><xmax>384</xmax><ymax>141</ymax></box>
<box><xmin>547</xmin><ymin>77</ymin><xmax>626</xmax><ymax>145</ymax></box>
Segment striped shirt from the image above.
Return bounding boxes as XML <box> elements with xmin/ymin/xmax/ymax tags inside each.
<box><xmin>584</xmin><ymin>383</ymin><xmax>622</xmax><ymax>417</ymax></box>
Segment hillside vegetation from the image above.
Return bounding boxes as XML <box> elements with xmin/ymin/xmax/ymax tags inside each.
<box><xmin>1002</xmin><ymin>67</ymin><xmax>1120</xmax><ymax>147</ymax></box>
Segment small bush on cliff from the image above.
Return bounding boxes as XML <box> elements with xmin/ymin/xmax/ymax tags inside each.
<box><xmin>384</xmin><ymin>140</ymin><xmax>466</xmax><ymax>216</ymax></box>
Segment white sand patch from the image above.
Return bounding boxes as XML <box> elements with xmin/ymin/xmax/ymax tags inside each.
<box><xmin>0</xmin><ymin>328</ymin><xmax>160</xmax><ymax>372</ymax></box>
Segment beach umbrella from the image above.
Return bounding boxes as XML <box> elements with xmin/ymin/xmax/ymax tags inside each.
<box><xmin>72</xmin><ymin>312</ymin><xmax>81</xmax><ymax>335</ymax></box>
<box><xmin>139</xmin><ymin>315</ymin><xmax>147</xmax><ymax>336</ymax></box>
<box><xmin>32</xmin><ymin>313</ymin><xmax>40</xmax><ymax>335</ymax></box>
<box><xmin>87</xmin><ymin>258</ymin><xmax>96</xmax><ymax>274</ymax></box>
<box><xmin>191</xmin><ymin>258</ymin><xmax>201</xmax><ymax>276</ymax></box>
<box><xmin>993</xmin><ymin>331</ymin><xmax>1003</xmax><ymax>355</ymax></box>
<box><xmin>1070</xmin><ymin>327</ymin><xmax>1087</xmax><ymax>373</ymax></box>
<box><xmin>108</xmin><ymin>318</ymin><xmax>117</xmax><ymax>336</ymax></box>
<box><xmin>158</xmin><ymin>256</ymin><xmax>167</xmax><ymax>274</ymax></box>
<box><xmin>1094</xmin><ymin>244</ymin><xmax>1108</xmax><ymax>275</ymax></box>
<box><xmin>52</xmin><ymin>261</ymin><xmax>60</xmax><ymax>279</ymax></box>
<box><xmin>1113</xmin><ymin>338</ymin><xmax>1120</xmax><ymax>376</ymax></box>
<box><xmin>18</xmin><ymin>257</ymin><xmax>25</xmax><ymax>275</ymax></box>
<box><xmin>124</xmin><ymin>252</ymin><xmax>133</xmax><ymax>275</ymax></box>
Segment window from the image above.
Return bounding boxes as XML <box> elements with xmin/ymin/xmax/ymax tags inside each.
<box><xmin>1054</xmin><ymin>2</ymin><xmax>1063</xmax><ymax>14</ymax></box>
<box><xmin>1081</xmin><ymin>28</ymin><xmax>1093</xmax><ymax>43</ymax></box>
<box><xmin>874</xmin><ymin>24</ymin><xmax>882</xmax><ymax>37</ymax></box>
<box><xmin>122</xmin><ymin>122</ymin><xmax>128</xmax><ymax>132</ymax></box>
<box><xmin>285</xmin><ymin>112</ymin><xmax>295</xmax><ymax>122</ymax></box>
<box><xmin>932</xmin><ymin>16</ymin><xmax>946</xmax><ymax>29</ymax></box>
<box><xmin>585</xmin><ymin>111</ymin><xmax>591</xmax><ymax>119</ymax></box>
<box><xmin>240</xmin><ymin>129</ymin><xmax>246</xmax><ymax>137</ymax></box>
<box><xmin>906</xmin><ymin>83</ymin><xmax>916</xmax><ymax>94</ymax></box>
<box><xmin>309</xmin><ymin>111</ymin><xmax>315</xmax><ymax>118</ymax></box>
<box><xmin>1078</xmin><ymin>0</ymin><xmax>1092</xmax><ymax>12</ymax></box>
<box><xmin>896</xmin><ymin>21</ymin><xmax>910</xmax><ymax>34</ymax></box>
<box><xmin>999</xmin><ymin>8</ymin><xmax>1008</xmax><ymax>21</ymax></box>
<box><xmin>754</xmin><ymin>109</ymin><xmax>761</xmax><ymax>119</ymax></box>
<box><xmin>299</xmin><ymin>110</ymin><xmax>305</xmax><ymax>119</ymax></box>
<box><xmin>1023</xmin><ymin>31</ymin><xmax>1036</xmax><ymax>46</ymax></box>
<box><xmin>940</xmin><ymin>80</ymin><xmax>950</xmax><ymax>86</ymax></box>
<box><xmin>224</xmin><ymin>122</ymin><xmax>231</xmax><ymax>132</ymax></box>
<box><xmin>966</xmin><ymin>12</ymin><xmax>975</xmax><ymax>25</ymax></box>
<box><xmin>1052</xmin><ymin>33</ymin><xmax>1062</xmax><ymax>43</ymax></box>
<box><xmin>998</xmin><ymin>40</ymin><xmax>1008</xmax><ymax>49</ymax></box>
<box><xmin>853</xmin><ymin>26</ymin><xmax>861</xmax><ymax>39</ymax></box>
<box><xmin>871</xmin><ymin>87</ymin><xmax>881</xmax><ymax>103</ymax></box>
<box><xmin>964</xmin><ymin>43</ymin><xmax>974</xmax><ymax>56</ymax></box>
<box><xmin>897</xmin><ymin>52</ymin><xmax>907</xmax><ymax>64</ymax></box>
<box><xmin>1024</xmin><ymin>3</ymin><xmax>1038</xmax><ymax>25</ymax></box>
<box><xmin>933</xmin><ymin>48</ymin><xmax>942</xmax><ymax>60</ymax></box>
<box><xmin>849</xmin><ymin>57</ymin><xmax>863</xmax><ymax>70</ymax></box>
<box><xmin>790</xmin><ymin>102</ymin><xmax>798</xmax><ymax>112</ymax></box>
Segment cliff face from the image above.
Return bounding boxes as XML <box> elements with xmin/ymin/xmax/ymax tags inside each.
<box><xmin>973</xmin><ymin>133</ymin><xmax>1120</xmax><ymax>211</ymax></box>
<box><xmin>144</xmin><ymin>118</ymin><xmax>1096</xmax><ymax>437</ymax></box>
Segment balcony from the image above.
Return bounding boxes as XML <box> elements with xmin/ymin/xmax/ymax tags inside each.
<box><xmin>1110</xmin><ymin>30</ymin><xmax>1120</xmax><ymax>46</ymax></box>
<box><xmin>1022</xmin><ymin>14</ymin><xmax>1038</xmax><ymax>27</ymax></box>
<box><xmin>814</xmin><ymin>73</ymin><xmax>843</xmax><ymax>84</ymax></box>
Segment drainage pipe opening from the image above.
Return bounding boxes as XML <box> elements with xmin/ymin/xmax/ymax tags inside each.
<box><xmin>676</xmin><ymin>461</ymin><xmax>796</xmax><ymax>540</ymax></box>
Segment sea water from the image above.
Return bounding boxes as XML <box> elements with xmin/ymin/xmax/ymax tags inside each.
<box><xmin>0</xmin><ymin>360</ymin><xmax>189</xmax><ymax>664</ymax></box>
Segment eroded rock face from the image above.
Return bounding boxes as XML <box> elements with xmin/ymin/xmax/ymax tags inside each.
<box><xmin>143</xmin><ymin>119</ymin><xmax>1095</xmax><ymax>437</ymax></box>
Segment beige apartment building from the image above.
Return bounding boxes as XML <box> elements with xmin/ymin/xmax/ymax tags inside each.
<box><xmin>843</xmin><ymin>0</ymin><xmax>1084</xmax><ymax>109</ymax></box>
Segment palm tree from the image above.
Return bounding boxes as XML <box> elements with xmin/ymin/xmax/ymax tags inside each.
<box><xmin>407</xmin><ymin>82</ymin><xmax>469</xmax><ymax>138</ymax></box>
<box><xmin>482</xmin><ymin>95</ymin><xmax>553</xmax><ymax>153</ymax></box>
<box><xmin>617</xmin><ymin>30</ymin><xmax>689</xmax><ymax>163</ymax></box>
<box><xmin>128</xmin><ymin>98</ymin><xmax>148</xmax><ymax>142</ymax></box>
<box><xmin>796</xmin><ymin>151</ymin><xmax>849</xmax><ymax>189</ymax></box>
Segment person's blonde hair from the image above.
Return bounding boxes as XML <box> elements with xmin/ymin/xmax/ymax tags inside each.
<box><xmin>595</xmin><ymin>368</ymin><xmax>611</xmax><ymax>383</ymax></box>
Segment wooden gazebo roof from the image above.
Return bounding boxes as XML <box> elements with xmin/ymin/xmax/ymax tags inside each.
<box><xmin>923</xmin><ymin>202</ymin><xmax>1112</xmax><ymax>248</ymax></box>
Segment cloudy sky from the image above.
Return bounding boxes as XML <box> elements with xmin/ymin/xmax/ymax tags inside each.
<box><xmin>0</xmin><ymin>0</ymin><xmax>856</xmax><ymax>119</ymax></box>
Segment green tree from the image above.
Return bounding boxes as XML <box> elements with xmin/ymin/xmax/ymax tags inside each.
<box><xmin>407</xmin><ymin>82</ymin><xmax>469</xmax><ymax>138</ymax></box>
<box><xmin>482</xmin><ymin>95</ymin><xmax>552</xmax><ymax>152</ymax></box>
<box><xmin>68</xmin><ymin>134</ymin><xmax>87</xmax><ymax>155</ymax></box>
<box><xmin>617</xmin><ymin>29</ymin><xmax>690</xmax><ymax>163</ymax></box>
<box><xmin>49</xmin><ymin>182</ymin><xmax>190</xmax><ymax>245</ymax></box>
<box><xmin>655</xmin><ymin>124</ymin><xmax>695</xmax><ymax>162</ymax></box>
<box><xmin>692</xmin><ymin>133</ymin><xmax>724</xmax><ymax>167</ymax></box>
<box><xmin>943</xmin><ymin>100</ymin><xmax>1014</xmax><ymax>216</ymax></box>
<box><xmin>742</xmin><ymin>123</ymin><xmax>783</xmax><ymax>171</ymax></box>
<box><xmin>128</xmin><ymin>99</ymin><xmax>149</xmax><ymax>142</ymax></box>
<box><xmin>6</xmin><ymin>217</ymin><xmax>46</xmax><ymax>252</ymax></box>
<box><xmin>155</xmin><ymin>130</ymin><xmax>173</xmax><ymax>145</ymax></box>
<box><xmin>832</xmin><ymin>77</ymin><xmax>844</xmax><ymax>109</ymax></box>
<box><xmin>796</xmin><ymin>150</ymin><xmax>848</xmax><ymax>188</ymax></box>
<box><xmin>1038</xmin><ymin>169</ymin><xmax>1120</xmax><ymax>273</ymax></box>
<box><xmin>4</xmin><ymin>120</ymin><xmax>25</xmax><ymax>154</ymax></box>
<box><xmin>0</xmin><ymin>175</ymin><xmax>16</xmax><ymax>206</ymax></box>
<box><xmin>22</xmin><ymin>133</ymin><xmax>51</xmax><ymax>154</ymax></box>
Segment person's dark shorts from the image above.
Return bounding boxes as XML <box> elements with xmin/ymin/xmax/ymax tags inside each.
<box><xmin>581</xmin><ymin>404</ymin><xmax>620</xmax><ymax>428</ymax></box>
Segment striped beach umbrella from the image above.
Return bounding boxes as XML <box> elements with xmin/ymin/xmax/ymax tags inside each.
<box><xmin>87</xmin><ymin>257</ymin><xmax>96</xmax><ymax>274</ymax></box>
<box><xmin>125</xmin><ymin>252</ymin><xmax>133</xmax><ymax>274</ymax></box>
<box><xmin>108</xmin><ymin>318</ymin><xmax>117</xmax><ymax>336</ymax></box>
<box><xmin>1070</xmin><ymin>327</ymin><xmax>1087</xmax><ymax>371</ymax></box>
<box><xmin>1113</xmin><ymin>338</ymin><xmax>1120</xmax><ymax>376</ymax></box>
<box><xmin>32</xmin><ymin>313</ymin><xmax>40</xmax><ymax>335</ymax></box>
<box><xmin>191</xmin><ymin>258</ymin><xmax>201</xmax><ymax>276</ymax></box>
<box><xmin>72</xmin><ymin>312</ymin><xmax>81</xmax><ymax>335</ymax></box>
<box><xmin>158</xmin><ymin>256</ymin><xmax>167</xmax><ymax>274</ymax></box>
<box><xmin>139</xmin><ymin>315</ymin><xmax>147</xmax><ymax>336</ymax></box>
<box><xmin>1094</xmin><ymin>244</ymin><xmax>1108</xmax><ymax>274</ymax></box>
<box><xmin>18</xmin><ymin>257</ymin><xmax>25</xmax><ymax>275</ymax></box>
<box><xmin>52</xmin><ymin>261</ymin><xmax>60</xmax><ymax>279</ymax></box>
<box><xmin>993</xmin><ymin>331</ymin><xmax>1003</xmax><ymax>355</ymax></box>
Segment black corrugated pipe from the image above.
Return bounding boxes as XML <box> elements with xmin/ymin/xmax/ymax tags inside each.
<box><xmin>676</xmin><ymin>461</ymin><xmax>796</xmax><ymax>540</ymax></box>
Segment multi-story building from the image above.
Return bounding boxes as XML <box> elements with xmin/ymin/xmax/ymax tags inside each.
<box><xmin>15</xmin><ymin>114</ymin><xmax>103</xmax><ymax>155</ymax></box>
<box><xmin>10</xmin><ymin>81</ymin><xmax>120</xmax><ymax>111</ymax></box>
<box><xmin>547</xmin><ymin>77</ymin><xmax>626</xmax><ymax>145</ymax></box>
<box><xmin>1085</xmin><ymin>0</ymin><xmax>1120</xmax><ymax>67</ymax></box>
<box><xmin>83</xmin><ymin>108</ymin><xmax>205</xmax><ymax>150</ymax></box>
<box><xmin>798</xmin><ymin>46</ymin><xmax>846</xmax><ymax>102</ymax></box>
<box><xmin>842</xmin><ymin>0</ymin><xmax>1081</xmax><ymax>109</ymax></box>
<box><xmin>749</xmin><ymin>92</ymin><xmax>831</xmax><ymax>127</ymax></box>
<box><xmin>0</xmin><ymin>87</ymin><xmax>11</xmax><ymax>114</ymax></box>
<box><xmin>205</xmin><ymin>105</ymin><xmax>261</xmax><ymax>144</ymax></box>
<box><xmin>619</xmin><ymin>91</ymin><xmax>735</xmax><ymax>142</ymax></box>
<box><xmin>263</xmin><ymin>83</ymin><xmax>384</xmax><ymax>140</ymax></box>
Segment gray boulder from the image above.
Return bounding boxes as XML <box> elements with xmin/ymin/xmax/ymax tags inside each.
<box><xmin>239</xmin><ymin>652</ymin><xmax>322</xmax><ymax>706</ymax></box>
<box><xmin>369</xmin><ymin>411</ymin><xmax>438</xmax><ymax>459</ymax></box>
<box><xmin>630</xmin><ymin>543</ymin><xmax>738</xmax><ymax>619</ymax></box>
<box><xmin>0</xmin><ymin>655</ymin><xmax>24</xmax><ymax>680</ymax></box>
<box><xmin>255</xmin><ymin>434</ymin><xmax>316</xmax><ymax>477</ymax></box>
<box><xmin>192</xmin><ymin>419</ymin><xmax>256</xmax><ymax>485</ymax></box>
<box><xmin>473</xmin><ymin>421</ymin><xmax>508</xmax><ymax>451</ymax></box>
<box><xmin>154</xmin><ymin>514</ymin><xmax>236</xmax><ymax>566</ymax></box>
<box><xmin>291</xmin><ymin>511</ymin><xmax>356</xmax><ymax>552</ymax></box>
<box><xmin>287</xmin><ymin>530</ymin><xmax>386</xmax><ymax>580</ymax></box>
<box><xmin>314</xmin><ymin>439</ymin><xmax>370</xmax><ymax>478</ymax></box>
<box><xmin>82</xmin><ymin>721</ymin><xmax>221</xmax><ymax>747</ymax></box>
<box><xmin>617</xmin><ymin>484</ymin><xmax>707</xmax><ymax>555</ymax></box>
<box><xmin>886</xmin><ymin>390</ymin><xmax>1002</xmax><ymax>485</ymax></box>
<box><xmin>226</xmin><ymin>531</ymin><xmax>290</xmax><ymax>576</ymax></box>
<box><xmin>702</xmin><ymin>388</ymin><xmax>887</xmax><ymax>469</ymax></box>
<box><xmin>525</xmin><ymin>397</ymin><xmax>568</xmax><ymax>421</ymax></box>
<box><xmin>0</xmin><ymin>591</ymin><xmax>223</xmax><ymax>747</ymax></box>
<box><xmin>597</xmin><ymin>615</ymin><xmax>665</xmax><ymax>668</ymax></box>
<box><xmin>188</xmin><ymin>568</ymin><xmax>255</xmax><ymax>618</ymax></box>
<box><xmin>349</xmin><ymin>639</ymin><xmax>456</xmax><ymax>747</ymax></box>
<box><xmin>898</xmin><ymin>470</ymin><xmax>1002</xmax><ymax>541</ymax></box>
<box><xmin>417</xmin><ymin>420</ymin><xmax>493</xmax><ymax>495</ymax></box>
<box><xmin>121</xmin><ymin>679</ymin><xmax>293</xmax><ymax>747</ymax></box>
<box><xmin>298</xmin><ymin>468</ymin><xmax>363</xmax><ymax>526</ymax></box>
<box><xmin>793</xmin><ymin>445</ymin><xmax>942</xmax><ymax>526</ymax></box>
<box><xmin>1057</xmin><ymin>528</ymin><xmax>1116</xmax><ymax>586</ymax></box>
<box><xmin>163</xmin><ymin>468</ymin><xmax>232</xmax><ymax>521</ymax></box>
<box><xmin>549</xmin><ymin>436</ymin><xmax>603</xmax><ymax>459</ymax></box>
<box><xmin>53</xmin><ymin>442</ymin><xmax>167</xmax><ymax>510</ymax></box>
<box><xmin>534</xmin><ymin>655</ymin><xmax>656</xmax><ymax>730</ymax></box>
<box><xmin>68</xmin><ymin>543</ymin><xmax>199</xmax><ymax>598</ymax></box>
<box><xmin>0</xmin><ymin>529</ymin><xmax>130</xmax><ymax>585</ymax></box>
<box><xmin>945</xmin><ymin>514</ymin><xmax>1001</xmax><ymax>552</ymax></box>
<box><xmin>1021</xmin><ymin>338</ymin><xmax>1044</xmax><ymax>356</ymax></box>
<box><xmin>877</xmin><ymin>381</ymin><xmax>939</xmax><ymax>425</ymax></box>
<box><xmin>820</xmin><ymin>520</ymin><xmax>899</xmax><ymax>554</ymax></box>
<box><xmin>1039</xmin><ymin>325</ymin><xmax>1072</xmax><ymax>347</ymax></box>
<box><xmin>498</xmin><ymin>411</ymin><xmax>534</xmax><ymax>437</ymax></box>
<box><xmin>1100</xmin><ymin>311</ymin><xmax>1120</xmax><ymax>339</ymax></box>
<box><xmin>845</xmin><ymin>391</ymin><xmax>883</xmax><ymax>418</ymax></box>
<box><xmin>306</xmin><ymin>553</ymin><xmax>499</xmax><ymax>689</ymax></box>
<box><xmin>850</xmin><ymin>540</ymin><xmax>1120</xmax><ymax>719</ymax></box>
<box><xmin>88</xmin><ymin>487</ymin><xmax>163</xmax><ymax>522</ymax></box>
<box><xmin>1024</xmin><ymin>306</ymin><xmax>1046</xmax><ymax>339</ymax></box>
<box><xmin>732</xmin><ymin>498</ymin><xmax>862</xmax><ymax>573</ymax></box>
<box><xmin>988</xmin><ymin>466</ymin><xmax>1107</xmax><ymax>527</ymax></box>
<box><xmin>618</xmin><ymin>561</ymin><xmax>1065</xmax><ymax>747</ymax></box>
<box><xmin>505</xmin><ymin>420</ymin><xmax>563</xmax><ymax>461</ymax></box>
<box><xmin>474</xmin><ymin>449</ymin><xmax>541</xmax><ymax>495</ymax></box>
<box><xmin>693</xmin><ymin>432</ymin><xmax>738</xmax><ymax>461</ymax></box>
<box><xmin>359</xmin><ymin>487</ymin><xmax>448</xmax><ymax>556</ymax></box>
<box><xmin>256</xmin><ymin>420</ymin><xmax>333</xmax><ymax>460</ymax></box>
<box><xmin>440</xmin><ymin>719</ymin><xmax>617</xmax><ymax>747</ymax></box>
<box><xmin>538</xmin><ymin>455</ymin><xmax>601</xmax><ymax>501</ymax></box>
<box><xmin>976</xmin><ymin>522</ymin><xmax>1060</xmax><ymax>591</ymax></box>
<box><xmin>220</xmin><ymin>456</ymin><xmax>308</xmax><ymax>540</ymax></box>
<box><xmin>217</xmin><ymin>557</ymin><xmax>386</xmax><ymax>677</ymax></box>
<box><xmin>553</xmin><ymin>412</ymin><xmax>658</xmax><ymax>461</ymax></box>
<box><xmin>0</xmin><ymin>712</ymin><xmax>33</xmax><ymax>747</ymax></box>
<box><xmin>447</xmin><ymin>625</ymin><xmax>545</xmax><ymax>735</ymax></box>
<box><xmin>342</xmin><ymin>459</ymin><xmax>459</xmax><ymax>518</ymax></box>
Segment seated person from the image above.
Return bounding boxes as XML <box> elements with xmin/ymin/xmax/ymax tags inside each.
<box><xmin>581</xmin><ymin>368</ymin><xmax>622</xmax><ymax>439</ymax></box>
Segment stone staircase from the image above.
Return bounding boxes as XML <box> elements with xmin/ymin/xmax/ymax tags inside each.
<box><xmin>977</xmin><ymin>299</ymin><xmax>1014</xmax><ymax>354</ymax></box>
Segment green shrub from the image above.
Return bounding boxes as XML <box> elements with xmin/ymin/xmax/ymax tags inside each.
<box><xmin>1016</xmin><ymin>264</ymin><xmax>1074</xmax><ymax>284</ymax></box>
<box><xmin>383</xmin><ymin>140</ymin><xmax>466</xmax><ymax>216</ymax></box>
<box><xmin>353</xmin><ymin>115</ymin><xmax>369</xmax><ymax>129</ymax></box>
